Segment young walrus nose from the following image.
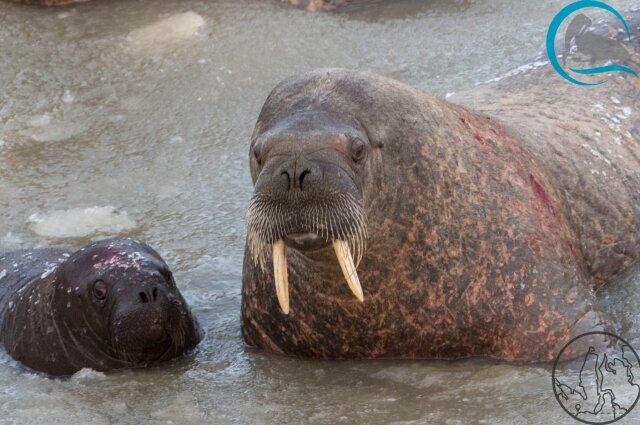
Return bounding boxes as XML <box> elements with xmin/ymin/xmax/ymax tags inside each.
<box><xmin>138</xmin><ymin>284</ymin><xmax>161</xmax><ymax>303</ymax></box>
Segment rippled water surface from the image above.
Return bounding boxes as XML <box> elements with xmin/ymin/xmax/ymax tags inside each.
<box><xmin>0</xmin><ymin>0</ymin><xmax>638</xmax><ymax>423</ymax></box>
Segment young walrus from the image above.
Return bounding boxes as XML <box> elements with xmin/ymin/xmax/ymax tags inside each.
<box><xmin>0</xmin><ymin>239</ymin><xmax>202</xmax><ymax>376</ymax></box>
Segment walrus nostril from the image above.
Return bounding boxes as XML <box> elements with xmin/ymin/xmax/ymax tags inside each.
<box><xmin>281</xmin><ymin>170</ymin><xmax>291</xmax><ymax>190</ymax></box>
<box><xmin>279</xmin><ymin>160</ymin><xmax>311</xmax><ymax>191</ymax></box>
<box><xmin>139</xmin><ymin>287</ymin><xmax>160</xmax><ymax>303</ymax></box>
<box><xmin>299</xmin><ymin>169</ymin><xmax>310</xmax><ymax>190</ymax></box>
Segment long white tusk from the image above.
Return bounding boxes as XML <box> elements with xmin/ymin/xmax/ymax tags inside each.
<box><xmin>333</xmin><ymin>240</ymin><xmax>364</xmax><ymax>302</ymax></box>
<box><xmin>272</xmin><ymin>240</ymin><xmax>290</xmax><ymax>314</ymax></box>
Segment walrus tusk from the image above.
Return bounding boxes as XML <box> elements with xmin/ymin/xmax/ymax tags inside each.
<box><xmin>272</xmin><ymin>240</ymin><xmax>290</xmax><ymax>314</ymax></box>
<box><xmin>333</xmin><ymin>240</ymin><xmax>364</xmax><ymax>302</ymax></box>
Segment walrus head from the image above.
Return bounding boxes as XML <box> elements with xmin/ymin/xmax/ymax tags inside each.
<box><xmin>246</xmin><ymin>74</ymin><xmax>390</xmax><ymax>313</ymax></box>
<box><xmin>54</xmin><ymin>239</ymin><xmax>202</xmax><ymax>368</ymax></box>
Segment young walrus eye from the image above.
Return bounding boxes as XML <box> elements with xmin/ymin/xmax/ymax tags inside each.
<box><xmin>350</xmin><ymin>138</ymin><xmax>366</xmax><ymax>162</ymax></box>
<box><xmin>92</xmin><ymin>280</ymin><xmax>108</xmax><ymax>300</ymax></box>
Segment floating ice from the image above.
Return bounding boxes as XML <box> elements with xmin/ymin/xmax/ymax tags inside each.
<box><xmin>477</xmin><ymin>59</ymin><xmax>549</xmax><ymax>85</ymax></box>
<box><xmin>128</xmin><ymin>12</ymin><xmax>205</xmax><ymax>47</ymax></box>
<box><xmin>71</xmin><ymin>368</ymin><xmax>107</xmax><ymax>381</ymax></box>
<box><xmin>1</xmin><ymin>232</ymin><xmax>22</xmax><ymax>249</ymax></box>
<box><xmin>26</xmin><ymin>122</ymin><xmax>88</xmax><ymax>143</ymax></box>
<box><xmin>62</xmin><ymin>90</ymin><xmax>75</xmax><ymax>103</ymax></box>
<box><xmin>620</xmin><ymin>107</ymin><xmax>632</xmax><ymax>118</ymax></box>
<box><xmin>27</xmin><ymin>115</ymin><xmax>51</xmax><ymax>127</ymax></box>
<box><xmin>28</xmin><ymin>206</ymin><xmax>137</xmax><ymax>239</ymax></box>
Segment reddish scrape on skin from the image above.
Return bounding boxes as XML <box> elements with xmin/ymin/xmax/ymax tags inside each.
<box><xmin>458</xmin><ymin>111</ymin><xmax>493</xmax><ymax>146</ymax></box>
<box><xmin>529</xmin><ymin>174</ymin><xmax>581</xmax><ymax>262</ymax></box>
<box><xmin>529</xmin><ymin>173</ymin><xmax>556</xmax><ymax>215</ymax></box>
<box><xmin>566</xmin><ymin>239</ymin><xmax>578</xmax><ymax>260</ymax></box>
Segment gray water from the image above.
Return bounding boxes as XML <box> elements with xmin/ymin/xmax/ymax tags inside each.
<box><xmin>0</xmin><ymin>0</ymin><xmax>639</xmax><ymax>423</ymax></box>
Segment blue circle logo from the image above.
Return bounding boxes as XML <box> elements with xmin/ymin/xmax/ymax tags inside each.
<box><xmin>546</xmin><ymin>0</ymin><xmax>638</xmax><ymax>86</ymax></box>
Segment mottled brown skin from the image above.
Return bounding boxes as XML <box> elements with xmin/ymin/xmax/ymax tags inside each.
<box><xmin>242</xmin><ymin>13</ymin><xmax>639</xmax><ymax>362</ymax></box>
<box><xmin>454</xmin><ymin>11</ymin><xmax>640</xmax><ymax>286</ymax></box>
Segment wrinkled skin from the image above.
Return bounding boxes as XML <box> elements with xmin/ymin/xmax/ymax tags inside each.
<box><xmin>0</xmin><ymin>239</ymin><xmax>202</xmax><ymax>376</ymax></box>
<box><xmin>242</xmin><ymin>12</ymin><xmax>640</xmax><ymax>362</ymax></box>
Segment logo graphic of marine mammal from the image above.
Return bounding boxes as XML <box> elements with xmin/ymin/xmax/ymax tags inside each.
<box><xmin>546</xmin><ymin>0</ymin><xmax>638</xmax><ymax>85</ymax></box>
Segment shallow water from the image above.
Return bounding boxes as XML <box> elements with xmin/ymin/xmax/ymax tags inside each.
<box><xmin>0</xmin><ymin>0</ymin><xmax>639</xmax><ymax>423</ymax></box>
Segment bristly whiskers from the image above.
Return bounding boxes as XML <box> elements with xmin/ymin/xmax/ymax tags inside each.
<box><xmin>246</xmin><ymin>191</ymin><xmax>368</xmax><ymax>270</ymax></box>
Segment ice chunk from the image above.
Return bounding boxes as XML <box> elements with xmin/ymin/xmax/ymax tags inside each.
<box><xmin>28</xmin><ymin>206</ymin><xmax>137</xmax><ymax>239</ymax></box>
<box><xmin>128</xmin><ymin>12</ymin><xmax>205</xmax><ymax>47</ymax></box>
<box><xmin>1</xmin><ymin>232</ymin><xmax>22</xmax><ymax>249</ymax></box>
<box><xmin>71</xmin><ymin>368</ymin><xmax>107</xmax><ymax>381</ymax></box>
<box><xmin>27</xmin><ymin>114</ymin><xmax>51</xmax><ymax>127</ymax></box>
<box><xmin>62</xmin><ymin>90</ymin><xmax>75</xmax><ymax>103</ymax></box>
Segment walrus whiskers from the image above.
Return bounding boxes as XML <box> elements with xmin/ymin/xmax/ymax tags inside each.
<box><xmin>246</xmin><ymin>192</ymin><xmax>367</xmax><ymax>313</ymax></box>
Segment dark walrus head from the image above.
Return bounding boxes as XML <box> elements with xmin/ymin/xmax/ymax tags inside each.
<box><xmin>47</xmin><ymin>239</ymin><xmax>202</xmax><ymax>373</ymax></box>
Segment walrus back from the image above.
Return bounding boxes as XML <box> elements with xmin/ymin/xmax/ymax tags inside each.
<box><xmin>454</xmin><ymin>10</ymin><xmax>640</xmax><ymax>284</ymax></box>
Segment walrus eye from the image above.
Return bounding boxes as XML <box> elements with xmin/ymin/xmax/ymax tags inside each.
<box><xmin>253</xmin><ymin>143</ymin><xmax>262</xmax><ymax>165</ymax></box>
<box><xmin>350</xmin><ymin>138</ymin><xmax>366</xmax><ymax>162</ymax></box>
<box><xmin>93</xmin><ymin>280</ymin><xmax>108</xmax><ymax>300</ymax></box>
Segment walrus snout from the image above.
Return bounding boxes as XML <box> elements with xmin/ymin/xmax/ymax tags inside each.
<box><xmin>246</xmin><ymin>111</ymin><xmax>371</xmax><ymax>313</ymax></box>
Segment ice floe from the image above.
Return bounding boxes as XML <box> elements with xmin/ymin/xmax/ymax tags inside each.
<box><xmin>27</xmin><ymin>206</ymin><xmax>137</xmax><ymax>239</ymax></box>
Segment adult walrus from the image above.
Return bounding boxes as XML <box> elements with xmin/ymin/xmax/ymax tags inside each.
<box><xmin>242</xmin><ymin>12</ymin><xmax>639</xmax><ymax>362</ymax></box>
<box><xmin>0</xmin><ymin>239</ymin><xmax>202</xmax><ymax>376</ymax></box>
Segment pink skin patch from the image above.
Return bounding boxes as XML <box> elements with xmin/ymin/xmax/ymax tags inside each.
<box><xmin>333</xmin><ymin>137</ymin><xmax>349</xmax><ymax>157</ymax></box>
<box><xmin>92</xmin><ymin>248</ymin><xmax>145</xmax><ymax>272</ymax></box>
